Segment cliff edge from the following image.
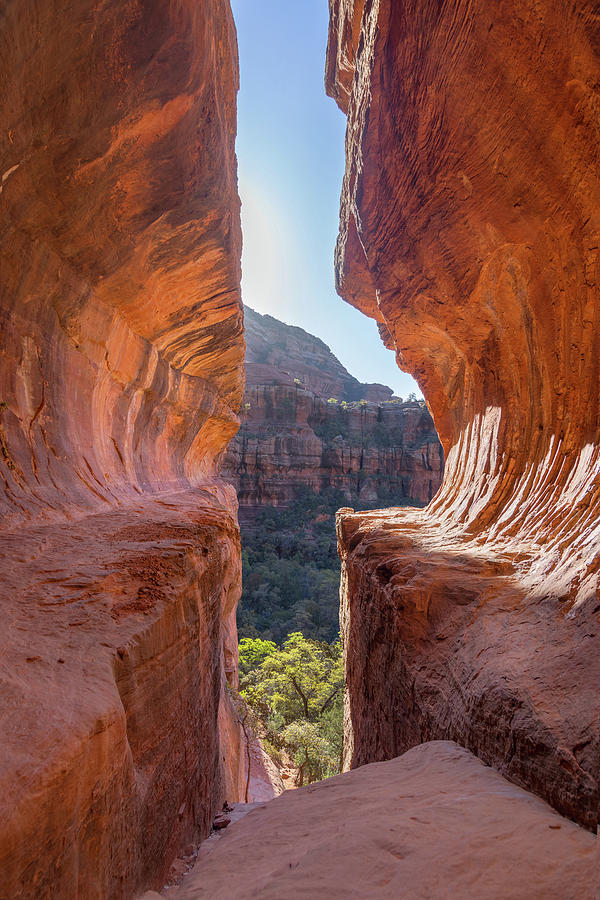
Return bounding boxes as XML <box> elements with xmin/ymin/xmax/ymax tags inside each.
<box><xmin>223</xmin><ymin>306</ymin><xmax>443</xmax><ymax>512</ymax></box>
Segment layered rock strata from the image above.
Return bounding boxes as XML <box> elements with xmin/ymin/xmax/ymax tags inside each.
<box><xmin>0</xmin><ymin>1</ymin><xmax>257</xmax><ymax>896</ymax></box>
<box><xmin>328</xmin><ymin>0</ymin><xmax>600</xmax><ymax>831</ymax></box>
<box><xmin>155</xmin><ymin>742</ymin><xmax>597</xmax><ymax>899</ymax></box>
<box><xmin>223</xmin><ymin>307</ymin><xmax>443</xmax><ymax>512</ymax></box>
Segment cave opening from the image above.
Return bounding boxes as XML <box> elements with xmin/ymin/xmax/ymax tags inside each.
<box><xmin>1</xmin><ymin>0</ymin><xmax>598</xmax><ymax>894</ymax></box>
<box><xmin>225</xmin><ymin>0</ymin><xmax>444</xmax><ymax>793</ymax></box>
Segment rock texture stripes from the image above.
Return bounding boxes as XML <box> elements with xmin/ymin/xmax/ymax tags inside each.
<box><xmin>328</xmin><ymin>0</ymin><xmax>600</xmax><ymax>832</ymax></box>
<box><xmin>0</xmin><ymin>1</ymin><xmax>259</xmax><ymax>897</ymax></box>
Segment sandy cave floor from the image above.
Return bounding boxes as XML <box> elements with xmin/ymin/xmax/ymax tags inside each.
<box><xmin>140</xmin><ymin>741</ymin><xmax>598</xmax><ymax>900</ymax></box>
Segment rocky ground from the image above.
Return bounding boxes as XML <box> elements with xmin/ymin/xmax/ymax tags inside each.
<box><xmin>139</xmin><ymin>742</ymin><xmax>597</xmax><ymax>900</ymax></box>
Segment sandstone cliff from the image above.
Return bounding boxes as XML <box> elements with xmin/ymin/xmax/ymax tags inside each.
<box><xmin>328</xmin><ymin>0</ymin><xmax>600</xmax><ymax>831</ymax></box>
<box><xmin>0</xmin><ymin>2</ymin><xmax>255</xmax><ymax>897</ymax></box>
<box><xmin>223</xmin><ymin>307</ymin><xmax>443</xmax><ymax>512</ymax></box>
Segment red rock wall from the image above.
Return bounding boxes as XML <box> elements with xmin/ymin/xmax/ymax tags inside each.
<box><xmin>0</xmin><ymin>0</ymin><xmax>243</xmax><ymax>526</ymax></box>
<box><xmin>0</xmin><ymin>1</ymin><xmax>252</xmax><ymax>896</ymax></box>
<box><xmin>328</xmin><ymin>0</ymin><xmax>600</xmax><ymax>830</ymax></box>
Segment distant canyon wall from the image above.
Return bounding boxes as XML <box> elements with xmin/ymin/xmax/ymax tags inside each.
<box><xmin>223</xmin><ymin>307</ymin><xmax>443</xmax><ymax>513</ymax></box>
<box><xmin>241</xmin><ymin>305</ymin><xmax>394</xmax><ymax>402</ymax></box>
<box><xmin>328</xmin><ymin>0</ymin><xmax>600</xmax><ymax>831</ymax></box>
<box><xmin>225</xmin><ymin>386</ymin><xmax>441</xmax><ymax>511</ymax></box>
<box><xmin>0</xmin><ymin>2</ymin><xmax>255</xmax><ymax>897</ymax></box>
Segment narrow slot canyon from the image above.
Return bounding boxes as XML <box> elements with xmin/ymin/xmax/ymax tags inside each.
<box><xmin>0</xmin><ymin>1</ymin><xmax>599</xmax><ymax>899</ymax></box>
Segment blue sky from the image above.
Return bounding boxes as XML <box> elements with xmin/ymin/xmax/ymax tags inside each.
<box><xmin>230</xmin><ymin>0</ymin><xmax>421</xmax><ymax>399</ymax></box>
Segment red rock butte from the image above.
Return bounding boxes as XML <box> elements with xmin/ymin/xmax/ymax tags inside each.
<box><xmin>328</xmin><ymin>0</ymin><xmax>600</xmax><ymax>833</ymax></box>
<box><xmin>223</xmin><ymin>306</ymin><xmax>443</xmax><ymax>513</ymax></box>
<box><xmin>0</xmin><ymin>2</ymin><xmax>277</xmax><ymax>897</ymax></box>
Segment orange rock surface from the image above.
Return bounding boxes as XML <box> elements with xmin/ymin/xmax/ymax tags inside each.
<box><xmin>228</xmin><ymin>388</ymin><xmax>441</xmax><ymax>510</ymax></box>
<box><xmin>328</xmin><ymin>0</ymin><xmax>600</xmax><ymax>831</ymax></box>
<box><xmin>1</xmin><ymin>491</ymin><xmax>243</xmax><ymax>898</ymax></box>
<box><xmin>0</xmin><ymin>0</ymin><xmax>243</xmax><ymax>524</ymax></box>
<box><xmin>0</xmin><ymin>1</ymin><xmax>259</xmax><ymax>896</ymax></box>
<box><xmin>166</xmin><ymin>742</ymin><xmax>597</xmax><ymax>899</ymax></box>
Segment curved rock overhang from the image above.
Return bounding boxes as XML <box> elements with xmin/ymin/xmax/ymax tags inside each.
<box><xmin>328</xmin><ymin>0</ymin><xmax>600</xmax><ymax>831</ymax></box>
<box><xmin>0</xmin><ymin>1</ymin><xmax>251</xmax><ymax>896</ymax></box>
<box><xmin>0</xmin><ymin>0</ymin><xmax>244</xmax><ymax>525</ymax></box>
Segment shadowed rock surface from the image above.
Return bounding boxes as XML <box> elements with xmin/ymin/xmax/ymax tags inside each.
<box><xmin>328</xmin><ymin>0</ymin><xmax>600</xmax><ymax>831</ymax></box>
<box><xmin>158</xmin><ymin>742</ymin><xmax>597</xmax><ymax>899</ymax></box>
<box><xmin>0</xmin><ymin>1</ymin><xmax>264</xmax><ymax>897</ymax></box>
<box><xmin>223</xmin><ymin>307</ymin><xmax>443</xmax><ymax>511</ymax></box>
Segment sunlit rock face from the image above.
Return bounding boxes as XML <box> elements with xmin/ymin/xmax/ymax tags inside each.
<box><xmin>0</xmin><ymin>1</ymin><xmax>254</xmax><ymax>896</ymax></box>
<box><xmin>328</xmin><ymin>0</ymin><xmax>600</xmax><ymax>830</ymax></box>
<box><xmin>0</xmin><ymin>0</ymin><xmax>243</xmax><ymax>523</ymax></box>
<box><xmin>223</xmin><ymin>306</ymin><xmax>443</xmax><ymax>512</ymax></box>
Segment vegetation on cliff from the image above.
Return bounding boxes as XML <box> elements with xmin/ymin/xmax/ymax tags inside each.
<box><xmin>237</xmin><ymin>485</ymin><xmax>420</xmax><ymax>644</ymax></box>
<box><xmin>238</xmin><ymin>488</ymin><xmax>342</xmax><ymax>643</ymax></box>
<box><xmin>231</xmin><ymin>309</ymin><xmax>441</xmax><ymax>783</ymax></box>
<box><xmin>223</xmin><ymin>308</ymin><xmax>443</xmax><ymax>513</ymax></box>
<box><xmin>239</xmin><ymin>633</ymin><xmax>344</xmax><ymax>785</ymax></box>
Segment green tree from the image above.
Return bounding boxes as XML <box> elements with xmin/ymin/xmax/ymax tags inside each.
<box><xmin>236</xmin><ymin>485</ymin><xmax>424</xmax><ymax>644</ymax></box>
<box><xmin>281</xmin><ymin>720</ymin><xmax>335</xmax><ymax>786</ymax></box>
<box><xmin>238</xmin><ymin>636</ymin><xmax>277</xmax><ymax>677</ymax></box>
<box><xmin>239</xmin><ymin>632</ymin><xmax>344</xmax><ymax>784</ymax></box>
<box><xmin>257</xmin><ymin>632</ymin><xmax>342</xmax><ymax>721</ymax></box>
